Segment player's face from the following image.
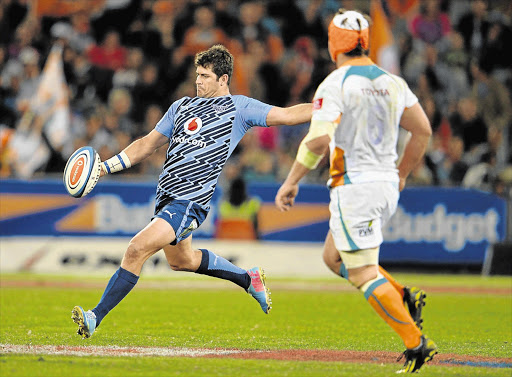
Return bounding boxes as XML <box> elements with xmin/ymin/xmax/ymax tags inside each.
<box><xmin>195</xmin><ymin>65</ymin><xmax>221</xmax><ymax>98</ymax></box>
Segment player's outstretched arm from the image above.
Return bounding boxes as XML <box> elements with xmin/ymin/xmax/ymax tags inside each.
<box><xmin>397</xmin><ymin>103</ymin><xmax>432</xmax><ymax>191</ymax></box>
<box><xmin>275</xmin><ymin>129</ymin><xmax>331</xmax><ymax>212</ymax></box>
<box><xmin>100</xmin><ymin>129</ymin><xmax>168</xmax><ymax>176</ymax></box>
<box><xmin>266</xmin><ymin>103</ymin><xmax>312</xmax><ymax>126</ymax></box>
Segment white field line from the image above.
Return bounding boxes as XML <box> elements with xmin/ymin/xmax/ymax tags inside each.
<box><xmin>0</xmin><ymin>344</ymin><xmax>244</xmax><ymax>358</ymax></box>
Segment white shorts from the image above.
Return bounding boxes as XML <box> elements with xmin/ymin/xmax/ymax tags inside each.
<box><xmin>329</xmin><ymin>181</ymin><xmax>399</xmax><ymax>252</ymax></box>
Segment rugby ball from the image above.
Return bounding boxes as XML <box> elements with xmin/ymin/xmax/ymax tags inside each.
<box><xmin>63</xmin><ymin>146</ymin><xmax>102</xmax><ymax>198</ymax></box>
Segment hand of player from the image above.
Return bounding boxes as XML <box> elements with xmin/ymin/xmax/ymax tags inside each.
<box><xmin>99</xmin><ymin>164</ymin><xmax>106</xmax><ymax>177</ymax></box>
<box><xmin>399</xmin><ymin>176</ymin><xmax>406</xmax><ymax>191</ymax></box>
<box><xmin>275</xmin><ymin>182</ymin><xmax>299</xmax><ymax>212</ymax></box>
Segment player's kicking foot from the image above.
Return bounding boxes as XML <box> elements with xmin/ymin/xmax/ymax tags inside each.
<box><xmin>247</xmin><ymin>267</ymin><xmax>272</xmax><ymax>314</ymax></box>
<box><xmin>403</xmin><ymin>286</ymin><xmax>426</xmax><ymax>330</ymax></box>
<box><xmin>71</xmin><ymin>306</ymin><xmax>96</xmax><ymax>339</ymax></box>
<box><xmin>396</xmin><ymin>335</ymin><xmax>438</xmax><ymax>373</ymax></box>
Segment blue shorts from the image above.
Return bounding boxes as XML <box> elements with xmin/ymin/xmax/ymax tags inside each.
<box><xmin>153</xmin><ymin>198</ymin><xmax>207</xmax><ymax>245</ymax></box>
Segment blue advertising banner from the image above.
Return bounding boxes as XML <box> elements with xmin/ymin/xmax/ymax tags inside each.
<box><xmin>0</xmin><ymin>179</ymin><xmax>218</xmax><ymax>239</ymax></box>
<box><xmin>0</xmin><ymin>179</ymin><xmax>507</xmax><ymax>265</ymax></box>
<box><xmin>380</xmin><ymin>187</ymin><xmax>506</xmax><ymax>264</ymax></box>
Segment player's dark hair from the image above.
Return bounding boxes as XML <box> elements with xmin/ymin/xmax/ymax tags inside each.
<box><xmin>195</xmin><ymin>44</ymin><xmax>234</xmax><ymax>85</ymax></box>
<box><xmin>345</xmin><ymin>42</ymin><xmax>368</xmax><ymax>57</ymax></box>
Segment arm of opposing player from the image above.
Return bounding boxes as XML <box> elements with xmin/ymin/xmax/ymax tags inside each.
<box><xmin>101</xmin><ymin>129</ymin><xmax>168</xmax><ymax>176</ymax></box>
<box><xmin>397</xmin><ymin>103</ymin><xmax>432</xmax><ymax>190</ymax></box>
<box><xmin>265</xmin><ymin>103</ymin><xmax>312</xmax><ymax>126</ymax></box>
<box><xmin>275</xmin><ymin>121</ymin><xmax>333</xmax><ymax>212</ymax></box>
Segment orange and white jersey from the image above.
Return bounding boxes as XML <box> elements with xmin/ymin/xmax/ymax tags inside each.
<box><xmin>312</xmin><ymin>57</ymin><xmax>418</xmax><ymax>187</ymax></box>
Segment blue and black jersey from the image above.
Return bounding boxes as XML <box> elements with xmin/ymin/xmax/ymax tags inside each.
<box><xmin>154</xmin><ymin>94</ymin><xmax>272</xmax><ymax>211</ymax></box>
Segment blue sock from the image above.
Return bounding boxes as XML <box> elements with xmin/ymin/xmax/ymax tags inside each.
<box><xmin>92</xmin><ymin>267</ymin><xmax>139</xmax><ymax>327</ymax></box>
<box><xmin>339</xmin><ymin>262</ymin><xmax>348</xmax><ymax>279</ymax></box>
<box><xmin>195</xmin><ymin>249</ymin><xmax>250</xmax><ymax>290</ymax></box>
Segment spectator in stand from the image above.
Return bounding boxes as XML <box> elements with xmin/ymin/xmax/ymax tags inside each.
<box><xmin>284</xmin><ymin>36</ymin><xmax>317</xmax><ymax>104</ymax></box>
<box><xmin>123</xmin><ymin>0</ymin><xmax>168</xmax><ymax>59</ymax></box>
<box><xmin>409</xmin><ymin>0</ymin><xmax>451</xmax><ymax>45</ymax></box>
<box><xmin>238</xmin><ymin>1</ymin><xmax>271</xmax><ymax>48</ymax></box>
<box><xmin>94</xmin><ymin>109</ymin><xmax>128</xmax><ymax>161</ymax></box>
<box><xmin>1</xmin><ymin>0</ymin><xmax>28</xmax><ymax>45</ymax></box>
<box><xmin>449</xmin><ymin>97</ymin><xmax>487</xmax><ymax>154</ymax></box>
<box><xmin>405</xmin><ymin>44</ymin><xmax>453</xmax><ymax>114</ymax></box>
<box><xmin>438</xmin><ymin>31</ymin><xmax>470</xmax><ymax>103</ymax></box>
<box><xmin>470</xmin><ymin>60</ymin><xmax>512</xmax><ymax>133</ymax></box>
<box><xmin>67</xmin><ymin>11</ymin><xmax>96</xmax><ymax>54</ymax></box>
<box><xmin>422</xmin><ymin>96</ymin><xmax>443</xmax><ymax>134</ymax></box>
<box><xmin>174</xmin><ymin>4</ymin><xmax>230</xmax><ymax>65</ymax></box>
<box><xmin>480</xmin><ymin>17</ymin><xmax>512</xmax><ymax>84</ymax></box>
<box><xmin>456</xmin><ymin>0</ymin><xmax>489</xmax><ymax>59</ymax></box>
<box><xmin>112</xmin><ymin>47</ymin><xmax>143</xmax><ymax>90</ymax></box>
<box><xmin>69</xmin><ymin>49</ymin><xmax>103</xmax><ymax>112</ymax></box>
<box><xmin>267</xmin><ymin>0</ymin><xmax>309</xmax><ymax>47</ymax></box>
<box><xmin>239</xmin><ymin>130</ymin><xmax>277</xmax><ymax>183</ymax></box>
<box><xmin>87</xmin><ymin>30</ymin><xmax>127</xmax><ymax>71</ymax></box>
<box><xmin>471</xmin><ymin>61</ymin><xmax>512</xmax><ymax>140</ymax></box>
<box><xmin>1</xmin><ymin>47</ymin><xmax>24</xmax><ymax>120</ymax></box>
<box><xmin>470</xmin><ymin>58</ymin><xmax>512</xmax><ymax>169</ymax></box>
<box><xmin>437</xmin><ymin>135</ymin><xmax>469</xmax><ymax>186</ymax></box>
<box><xmin>15</xmin><ymin>47</ymin><xmax>41</xmax><ymax>112</ymax></box>
<box><xmin>238</xmin><ymin>40</ymin><xmax>266</xmax><ymax>102</ymax></box>
<box><xmin>294</xmin><ymin>0</ymin><xmax>335</xmax><ymax>49</ymax></box>
<box><xmin>214</xmin><ymin>0</ymin><xmax>241</xmax><ymax>39</ymax></box>
<box><xmin>131</xmin><ymin>62</ymin><xmax>167</xmax><ymax>123</ymax></box>
<box><xmin>107</xmin><ymin>87</ymin><xmax>135</xmax><ymax>137</ymax></box>
<box><xmin>149</xmin><ymin>0</ymin><xmax>180</xmax><ymax>52</ymax></box>
<box><xmin>81</xmin><ymin>110</ymin><xmax>106</xmax><ymax>151</ymax></box>
<box><xmin>7</xmin><ymin>20</ymin><xmax>39</xmax><ymax>60</ymax></box>
<box><xmin>0</xmin><ymin>45</ymin><xmax>19</xmax><ymax>128</ymax></box>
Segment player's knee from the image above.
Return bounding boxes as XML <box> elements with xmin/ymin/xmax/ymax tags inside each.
<box><xmin>347</xmin><ymin>265</ymin><xmax>378</xmax><ymax>288</ymax></box>
<box><xmin>125</xmin><ymin>239</ymin><xmax>146</xmax><ymax>263</ymax></box>
<box><xmin>167</xmin><ymin>254</ymin><xmax>195</xmax><ymax>272</ymax></box>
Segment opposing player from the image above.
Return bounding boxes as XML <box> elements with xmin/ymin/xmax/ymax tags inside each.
<box><xmin>274</xmin><ymin>9</ymin><xmax>437</xmax><ymax>374</ymax></box>
<box><xmin>71</xmin><ymin>44</ymin><xmax>312</xmax><ymax>338</ymax></box>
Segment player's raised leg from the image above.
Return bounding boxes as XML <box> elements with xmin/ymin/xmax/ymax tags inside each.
<box><xmin>71</xmin><ymin>218</ymin><xmax>175</xmax><ymax>338</ymax></box>
<box><xmin>163</xmin><ymin>238</ymin><xmax>271</xmax><ymax>314</ymax></box>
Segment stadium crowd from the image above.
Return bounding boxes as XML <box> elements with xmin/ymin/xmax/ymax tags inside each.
<box><xmin>0</xmin><ymin>0</ymin><xmax>511</xmax><ymax>197</ymax></box>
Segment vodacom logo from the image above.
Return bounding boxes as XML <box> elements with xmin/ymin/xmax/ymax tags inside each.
<box><xmin>69</xmin><ymin>155</ymin><xmax>86</xmax><ymax>187</ymax></box>
<box><xmin>184</xmin><ymin>117</ymin><xmax>203</xmax><ymax>135</ymax></box>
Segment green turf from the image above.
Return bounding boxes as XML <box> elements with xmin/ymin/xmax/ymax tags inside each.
<box><xmin>1</xmin><ymin>273</ymin><xmax>511</xmax><ymax>376</ymax></box>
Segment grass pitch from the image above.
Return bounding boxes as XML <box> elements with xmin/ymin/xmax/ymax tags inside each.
<box><xmin>1</xmin><ymin>272</ymin><xmax>511</xmax><ymax>376</ymax></box>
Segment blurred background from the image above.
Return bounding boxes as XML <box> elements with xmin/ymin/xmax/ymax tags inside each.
<box><xmin>0</xmin><ymin>0</ymin><xmax>511</xmax><ymax>277</ymax></box>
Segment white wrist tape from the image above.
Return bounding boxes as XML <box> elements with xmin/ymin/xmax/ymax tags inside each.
<box><xmin>102</xmin><ymin>151</ymin><xmax>132</xmax><ymax>174</ymax></box>
<box><xmin>296</xmin><ymin>141</ymin><xmax>324</xmax><ymax>169</ymax></box>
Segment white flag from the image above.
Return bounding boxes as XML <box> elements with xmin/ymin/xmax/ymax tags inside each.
<box><xmin>9</xmin><ymin>45</ymin><xmax>71</xmax><ymax>177</ymax></box>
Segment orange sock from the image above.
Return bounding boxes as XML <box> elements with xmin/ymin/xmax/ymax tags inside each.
<box><xmin>364</xmin><ymin>279</ymin><xmax>421</xmax><ymax>349</ymax></box>
<box><xmin>379</xmin><ymin>266</ymin><xmax>404</xmax><ymax>297</ymax></box>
